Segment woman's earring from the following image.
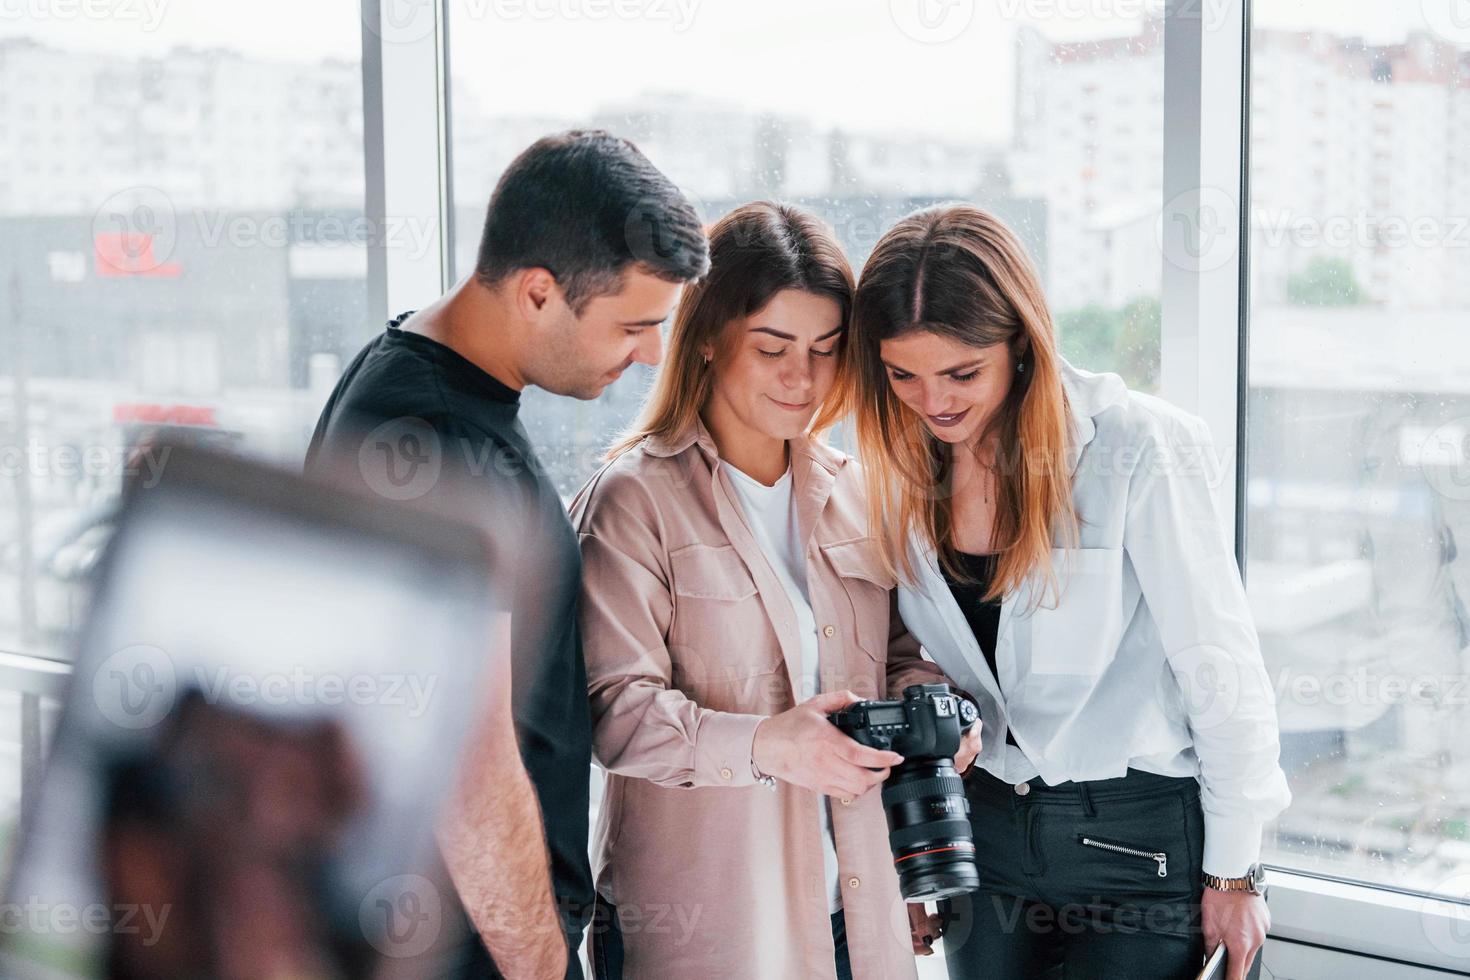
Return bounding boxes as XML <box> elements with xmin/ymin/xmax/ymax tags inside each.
<box><xmin>1017</xmin><ymin>361</ymin><xmax>1025</xmax><ymax>374</ymax></box>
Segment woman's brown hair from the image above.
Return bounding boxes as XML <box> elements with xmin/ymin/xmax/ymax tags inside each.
<box><xmin>846</xmin><ymin>204</ymin><xmax>1079</xmax><ymax>609</ymax></box>
<box><xmin>609</xmin><ymin>201</ymin><xmax>855</xmax><ymax>457</ymax></box>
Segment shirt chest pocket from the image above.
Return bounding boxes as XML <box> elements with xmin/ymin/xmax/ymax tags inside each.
<box><xmin>667</xmin><ymin>543</ymin><xmax>784</xmax><ymax>708</ymax></box>
<box><xmin>820</xmin><ymin>537</ymin><xmax>897</xmax><ymax>663</ymax></box>
<box><xmin>1024</xmin><ymin>547</ymin><xmax>1128</xmax><ymax>676</ymax></box>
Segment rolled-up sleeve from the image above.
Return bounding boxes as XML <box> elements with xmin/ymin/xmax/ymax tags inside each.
<box><xmin>576</xmin><ymin>477</ymin><xmax>767</xmax><ymax>790</ymax></box>
<box><xmin>1123</xmin><ymin>414</ymin><xmax>1291</xmax><ymax>877</ymax></box>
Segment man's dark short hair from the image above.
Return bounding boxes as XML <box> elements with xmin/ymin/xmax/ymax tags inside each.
<box><xmin>474</xmin><ymin>129</ymin><xmax>710</xmax><ymax>314</ymax></box>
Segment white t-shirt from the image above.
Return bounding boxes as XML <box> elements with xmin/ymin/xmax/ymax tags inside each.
<box><xmin>724</xmin><ymin>461</ymin><xmax>843</xmax><ymax>913</ymax></box>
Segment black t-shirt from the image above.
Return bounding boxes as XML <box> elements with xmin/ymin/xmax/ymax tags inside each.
<box><xmin>940</xmin><ymin>551</ymin><xmax>1019</xmax><ymax>749</ymax></box>
<box><xmin>305</xmin><ymin>314</ymin><xmax>592</xmax><ymax>979</ymax></box>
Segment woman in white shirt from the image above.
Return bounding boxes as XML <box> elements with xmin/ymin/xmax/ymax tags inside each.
<box><xmin>845</xmin><ymin>204</ymin><xmax>1290</xmax><ymax>980</ymax></box>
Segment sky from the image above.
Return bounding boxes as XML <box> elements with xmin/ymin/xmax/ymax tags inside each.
<box><xmin>0</xmin><ymin>0</ymin><xmax>1456</xmax><ymax>144</ymax></box>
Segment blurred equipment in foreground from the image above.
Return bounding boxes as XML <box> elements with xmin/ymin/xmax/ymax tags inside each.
<box><xmin>1</xmin><ymin>445</ymin><xmax>503</xmax><ymax>979</ymax></box>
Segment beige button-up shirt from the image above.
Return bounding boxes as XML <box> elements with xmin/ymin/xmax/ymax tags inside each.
<box><xmin>569</xmin><ymin>422</ymin><xmax>922</xmax><ymax>980</ymax></box>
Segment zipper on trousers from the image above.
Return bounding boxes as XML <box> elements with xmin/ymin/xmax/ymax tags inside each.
<box><xmin>1077</xmin><ymin>836</ymin><xmax>1168</xmax><ymax>877</ymax></box>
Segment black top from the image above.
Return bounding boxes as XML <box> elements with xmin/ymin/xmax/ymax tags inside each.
<box><xmin>940</xmin><ymin>551</ymin><xmax>1019</xmax><ymax>748</ymax></box>
<box><xmin>305</xmin><ymin>314</ymin><xmax>592</xmax><ymax>979</ymax></box>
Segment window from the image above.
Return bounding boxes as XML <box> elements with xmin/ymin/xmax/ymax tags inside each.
<box><xmin>446</xmin><ymin>0</ymin><xmax>1166</xmax><ymax>497</ymax></box>
<box><xmin>1247</xmin><ymin>1</ymin><xmax>1470</xmax><ymax>897</ymax></box>
<box><xmin>0</xmin><ymin>0</ymin><xmax>369</xmax><ymax>880</ymax></box>
<box><xmin>0</xmin><ymin>1</ymin><xmax>369</xmax><ymax>663</ymax></box>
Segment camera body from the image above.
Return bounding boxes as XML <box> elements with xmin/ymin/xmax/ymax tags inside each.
<box><xmin>828</xmin><ymin>683</ymin><xmax>978</xmax><ymax>759</ymax></box>
<box><xmin>830</xmin><ymin>684</ymin><xmax>981</xmax><ymax>901</ymax></box>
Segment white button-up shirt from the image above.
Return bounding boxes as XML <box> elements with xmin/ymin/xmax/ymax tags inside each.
<box><xmin>895</xmin><ymin>357</ymin><xmax>1291</xmax><ymax>877</ymax></box>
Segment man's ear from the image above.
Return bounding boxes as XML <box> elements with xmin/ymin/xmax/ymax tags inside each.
<box><xmin>514</xmin><ymin>268</ymin><xmax>558</xmax><ymax>321</ymax></box>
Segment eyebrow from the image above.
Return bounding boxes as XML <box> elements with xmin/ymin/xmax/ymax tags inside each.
<box><xmin>882</xmin><ymin>357</ymin><xmax>986</xmax><ymax>376</ymax></box>
<box><xmin>749</xmin><ymin>325</ymin><xmax>845</xmax><ymax>342</ymax></box>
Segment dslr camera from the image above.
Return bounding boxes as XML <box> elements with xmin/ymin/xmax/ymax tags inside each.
<box><xmin>829</xmin><ymin>683</ymin><xmax>980</xmax><ymax>901</ymax></box>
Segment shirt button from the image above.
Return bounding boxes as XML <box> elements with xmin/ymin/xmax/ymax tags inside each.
<box><xmin>1014</xmin><ymin>781</ymin><xmax>1031</xmax><ymax>796</ymax></box>
<box><xmin>847</xmin><ymin>876</ymin><xmax>861</xmax><ymax>889</ymax></box>
<box><xmin>720</xmin><ymin>767</ymin><xmax>733</xmax><ymax>780</ymax></box>
<box><xmin>840</xmin><ymin>796</ymin><xmax>853</xmax><ymax>806</ymax></box>
<box><xmin>822</xmin><ymin>625</ymin><xmax>836</xmax><ymax>638</ymax></box>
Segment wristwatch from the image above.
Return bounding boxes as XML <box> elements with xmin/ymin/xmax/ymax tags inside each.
<box><xmin>1203</xmin><ymin>863</ymin><xmax>1267</xmax><ymax>895</ymax></box>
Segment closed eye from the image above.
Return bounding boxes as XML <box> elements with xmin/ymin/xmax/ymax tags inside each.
<box><xmin>888</xmin><ymin>368</ymin><xmax>915</xmax><ymax>382</ymax></box>
<box><xmin>812</xmin><ymin>346</ymin><xmax>836</xmax><ymax>358</ymax></box>
<box><xmin>952</xmin><ymin>369</ymin><xmax>979</xmax><ymax>383</ymax></box>
<box><xmin>758</xmin><ymin>348</ymin><xmax>785</xmax><ymax>359</ymax></box>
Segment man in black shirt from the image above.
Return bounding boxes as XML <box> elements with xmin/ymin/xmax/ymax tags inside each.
<box><xmin>304</xmin><ymin>131</ymin><xmax>708</xmax><ymax>978</ymax></box>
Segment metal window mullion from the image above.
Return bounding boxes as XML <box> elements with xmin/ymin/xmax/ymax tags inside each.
<box><xmin>1161</xmin><ymin>0</ymin><xmax>1249</xmax><ymax>556</ymax></box>
<box><xmin>360</xmin><ymin>0</ymin><xmax>453</xmax><ymax>328</ymax></box>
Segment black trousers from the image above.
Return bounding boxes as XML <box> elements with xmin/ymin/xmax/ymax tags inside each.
<box><xmin>940</xmin><ymin>768</ymin><xmax>1207</xmax><ymax>980</ymax></box>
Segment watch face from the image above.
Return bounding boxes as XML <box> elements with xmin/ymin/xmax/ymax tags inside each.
<box><xmin>1250</xmin><ymin>864</ymin><xmax>1267</xmax><ymax>892</ymax></box>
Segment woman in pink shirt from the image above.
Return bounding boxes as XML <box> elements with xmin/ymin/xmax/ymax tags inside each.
<box><xmin>571</xmin><ymin>202</ymin><xmax>978</xmax><ymax>979</ymax></box>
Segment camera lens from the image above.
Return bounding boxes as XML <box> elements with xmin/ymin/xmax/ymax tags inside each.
<box><xmin>880</xmin><ymin>759</ymin><xmax>980</xmax><ymax>901</ymax></box>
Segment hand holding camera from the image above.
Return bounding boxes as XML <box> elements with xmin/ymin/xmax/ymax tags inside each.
<box><xmin>751</xmin><ymin>690</ymin><xmax>906</xmax><ymax>798</ymax></box>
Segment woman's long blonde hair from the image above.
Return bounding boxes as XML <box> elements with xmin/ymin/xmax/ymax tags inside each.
<box><xmin>609</xmin><ymin>202</ymin><xmax>856</xmax><ymax>457</ymax></box>
<box><xmin>847</xmin><ymin>204</ymin><xmax>1079</xmax><ymax>609</ymax></box>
